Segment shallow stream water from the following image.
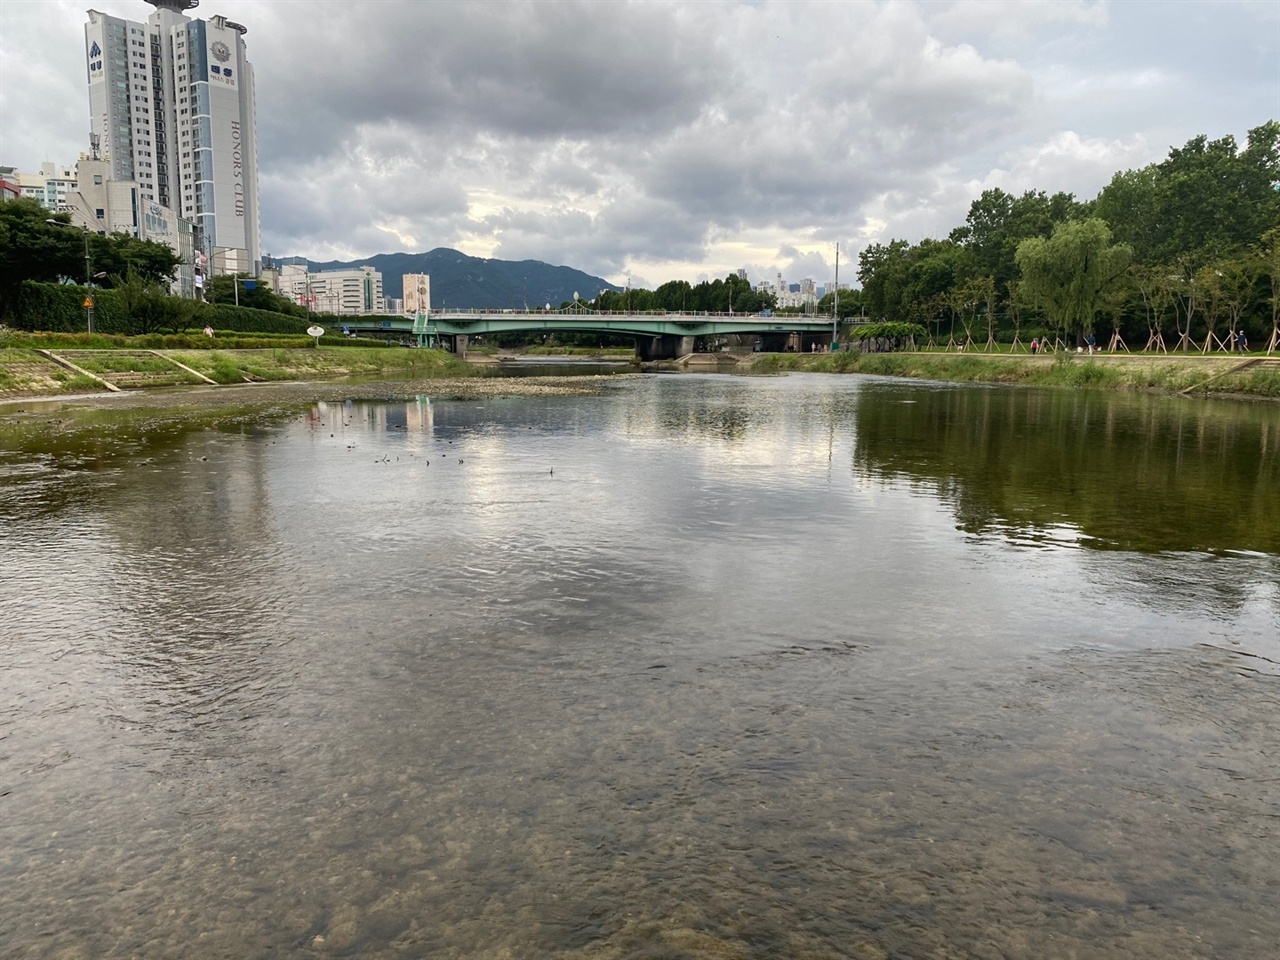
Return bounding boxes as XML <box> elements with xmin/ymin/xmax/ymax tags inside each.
<box><xmin>2</xmin><ymin>373</ymin><xmax>1278</xmax><ymax>959</ymax></box>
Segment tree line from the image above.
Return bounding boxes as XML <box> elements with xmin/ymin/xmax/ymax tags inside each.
<box><xmin>598</xmin><ymin>122</ymin><xmax>1279</xmax><ymax>353</ymax></box>
<box><xmin>590</xmin><ymin>273</ymin><xmax>776</xmax><ymax>315</ymax></box>
<box><xmin>0</xmin><ymin>198</ymin><xmax>183</xmax><ymax>319</ymax></box>
<box><xmin>0</xmin><ymin>197</ymin><xmax>305</xmax><ymax>324</ymax></box>
<box><xmin>855</xmin><ymin>122</ymin><xmax>1280</xmax><ymax>351</ymax></box>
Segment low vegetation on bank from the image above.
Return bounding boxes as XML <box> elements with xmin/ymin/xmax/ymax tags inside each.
<box><xmin>0</xmin><ymin>335</ymin><xmax>473</xmax><ymax>400</ymax></box>
<box><xmin>752</xmin><ymin>350</ymin><xmax>1280</xmax><ymax>398</ymax></box>
<box><xmin>165</xmin><ymin>345</ymin><xmax>470</xmax><ymax>384</ymax></box>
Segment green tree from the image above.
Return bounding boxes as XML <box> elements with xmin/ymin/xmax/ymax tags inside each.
<box><xmin>1262</xmin><ymin>228</ymin><xmax>1280</xmax><ymax>353</ymax></box>
<box><xmin>653</xmin><ymin>279</ymin><xmax>693</xmax><ymax>312</ymax></box>
<box><xmin>1133</xmin><ymin>265</ymin><xmax>1174</xmax><ymax>352</ymax></box>
<box><xmin>817</xmin><ymin>286</ymin><xmax>863</xmax><ymax>319</ymax></box>
<box><xmin>94</xmin><ymin>232</ymin><xmax>182</xmax><ymax>286</ymax></box>
<box><xmin>951</xmin><ymin>188</ymin><xmax>1081</xmax><ymax>295</ymax></box>
<box><xmin>1015</xmin><ymin>219</ymin><xmax>1132</xmax><ymax>346</ymax></box>
<box><xmin>857</xmin><ymin>239</ymin><xmax>913</xmax><ymax>321</ymax></box>
<box><xmin>0</xmin><ymin>199</ymin><xmax>86</xmax><ymax>316</ymax></box>
<box><xmin>113</xmin><ymin>268</ymin><xmax>199</xmax><ymax>334</ymax></box>
<box><xmin>206</xmin><ymin>273</ymin><xmax>306</xmax><ymax>316</ymax></box>
<box><xmin>1152</xmin><ymin>123</ymin><xmax>1280</xmax><ymax>264</ymax></box>
<box><xmin>1092</xmin><ymin>165</ymin><xmax>1161</xmax><ymax>262</ymax></box>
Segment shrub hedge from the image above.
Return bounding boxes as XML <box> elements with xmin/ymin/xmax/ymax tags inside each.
<box><xmin>9</xmin><ymin>281</ymin><xmax>315</xmax><ymax>336</ymax></box>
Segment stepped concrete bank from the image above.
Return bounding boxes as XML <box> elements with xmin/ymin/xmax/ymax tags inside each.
<box><xmin>2</xmin><ymin>346</ymin><xmax>1278</xmax><ymax>403</ymax></box>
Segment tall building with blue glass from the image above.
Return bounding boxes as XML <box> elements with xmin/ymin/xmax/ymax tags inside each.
<box><xmin>85</xmin><ymin>0</ymin><xmax>260</xmax><ymax>275</ymax></box>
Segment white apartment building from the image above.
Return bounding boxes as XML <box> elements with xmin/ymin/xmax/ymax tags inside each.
<box><xmin>0</xmin><ymin>162</ymin><xmax>79</xmax><ymax>208</ymax></box>
<box><xmin>403</xmin><ymin>273</ymin><xmax>431</xmax><ymax>315</ymax></box>
<box><xmin>277</xmin><ymin>264</ymin><xmax>385</xmax><ymax>316</ymax></box>
<box><xmin>85</xmin><ymin>0</ymin><xmax>260</xmax><ymax>276</ymax></box>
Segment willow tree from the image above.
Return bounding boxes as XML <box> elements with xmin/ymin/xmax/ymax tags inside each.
<box><xmin>1015</xmin><ymin>218</ymin><xmax>1131</xmax><ymax>349</ymax></box>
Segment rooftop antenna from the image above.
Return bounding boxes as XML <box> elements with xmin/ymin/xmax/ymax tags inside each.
<box><xmin>89</xmin><ymin>133</ymin><xmax>100</xmax><ymax>161</ymax></box>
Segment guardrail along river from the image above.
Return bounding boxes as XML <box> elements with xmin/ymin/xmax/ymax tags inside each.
<box><xmin>2</xmin><ymin>373</ymin><xmax>1277</xmax><ymax>958</ymax></box>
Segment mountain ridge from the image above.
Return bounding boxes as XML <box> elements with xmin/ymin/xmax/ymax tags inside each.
<box><xmin>286</xmin><ymin>248</ymin><xmax>621</xmax><ymax>309</ymax></box>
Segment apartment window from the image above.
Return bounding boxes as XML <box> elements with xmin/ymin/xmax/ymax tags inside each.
<box><xmin>95</xmin><ymin>208</ymin><xmax>104</xmax><ymax>218</ymax></box>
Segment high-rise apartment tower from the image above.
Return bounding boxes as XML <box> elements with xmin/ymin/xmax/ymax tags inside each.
<box><xmin>85</xmin><ymin>0</ymin><xmax>260</xmax><ymax>274</ymax></box>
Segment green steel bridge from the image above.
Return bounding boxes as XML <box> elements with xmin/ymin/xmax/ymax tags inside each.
<box><xmin>339</xmin><ymin>310</ymin><xmax>841</xmax><ymax>359</ymax></box>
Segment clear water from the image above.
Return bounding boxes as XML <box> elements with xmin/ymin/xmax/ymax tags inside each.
<box><xmin>2</xmin><ymin>373</ymin><xmax>1277</xmax><ymax>959</ymax></box>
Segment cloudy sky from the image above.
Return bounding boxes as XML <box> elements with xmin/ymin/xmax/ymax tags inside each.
<box><xmin>2</xmin><ymin>0</ymin><xmax>1276</xmax><ymax>287</ymax></box>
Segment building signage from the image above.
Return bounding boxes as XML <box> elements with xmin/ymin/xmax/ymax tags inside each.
<box><xmin>207</xmin><ymin>36</ymin><xmax>236</xmax><ymax>87</ymax></box>
<box><xmin>205</xmin><ymin>23</ymin><xmax>248</xmax><ymax>251</ymax></box>
<box><xmin>86</xmin><ymin>37</ymin><xmax>105</xmax><ymax>83</ymax></box>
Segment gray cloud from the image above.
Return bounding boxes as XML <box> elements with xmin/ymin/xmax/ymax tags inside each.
<box><xmin>2</xmin><ymin>0</ymin><xmax>1275</xmax><ymax>284</ymax></box>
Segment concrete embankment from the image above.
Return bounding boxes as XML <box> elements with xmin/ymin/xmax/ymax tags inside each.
<box><xmin>0</xmin><ymin>345</ymin><xmax>473</xmax><ymax>402</ymax></box>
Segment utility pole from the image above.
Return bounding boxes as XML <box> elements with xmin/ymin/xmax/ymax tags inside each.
<box><xmin>832</xmin><ymin>242</ymin><xmax>840</xmax><ymax>350</ymax></box>
<box><xmin>47</xmin><ymin>218</ymin><xmax>93</xmax><ymax>333</ymax></box>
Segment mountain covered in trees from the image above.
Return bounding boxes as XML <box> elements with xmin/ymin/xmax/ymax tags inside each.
<box><xmin>296</xmin><ymin>249</ymin><xmax>620</xmax><ymax>309</ymax></box>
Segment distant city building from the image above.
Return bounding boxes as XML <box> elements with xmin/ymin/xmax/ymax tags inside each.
<box><xmin>84</xmin><ymin>0</ymin><xmax>260</xmax><ymax>275</ymax></box>
<box><xmin>384</xmin><ymin>297</ymin><xmax>403</xmax><ymax>315</ymax></box>
<box><xmin>403</xmin><ymin>273</ymin><xmax>431</xmax><ymax>315</ymax></box>
<box><xmin>0</xmin><ymin>162</ymin><xmax>78</xmax><ymax>208</ymax></box>
<box><xmin>274</xmin><ymin>262</ymin><xmax>307</xmax><ymax>302</ymax></box>
<box><xmin>277</xmin><ymin>265</ymin><xmax>384</xmax><ymax>316</ymax></box>
<box><xmin>750</xmin><ymin>272</ymin><xmax>823</xmax><ymax>308</ymax></box>
<box><xmin>0</xmin><ymin>179</ymin><xmax>19</xmax><ymax>203</ymax></box>
<box><xmin>736</xmin><ymin>268</ymin><xmax>748</xmax><ymax>280</ymax></box>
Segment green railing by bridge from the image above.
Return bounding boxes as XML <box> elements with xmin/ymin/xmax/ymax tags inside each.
<box><xmin>386</xmin><ymin>309</ymin><xmax>841</xmax><ymax>339</ymax></box>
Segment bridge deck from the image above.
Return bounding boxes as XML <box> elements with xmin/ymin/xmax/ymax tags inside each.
<box><xmin>362</xmin><ymin>310</ymin><xmax>840</xmax><ymax>338</ymax></box>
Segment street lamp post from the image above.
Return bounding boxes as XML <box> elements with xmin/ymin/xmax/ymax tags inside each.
<box><xmin>232</xmin><ymin>276</ymin><xmax>256</xmax><ymax>307</ymax></box>
<box><xmin>832</xmin><ymin>242</ymin><xmax>839</xmax><ymax>351</ymax></box>
<box><xmin>47</xmin><ymin>218</ymin><xmax>94</xmax><ymax>333</ymax></box>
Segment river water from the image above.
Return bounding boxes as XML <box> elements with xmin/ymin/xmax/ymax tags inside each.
<box><xmin>2</xmin><ymin>373</ymin><xmax>1277</xmax><ymax>959</ymax></box>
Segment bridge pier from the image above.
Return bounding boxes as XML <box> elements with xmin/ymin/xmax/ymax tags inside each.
<box><xmin>438</xmin><ymin>334</ymin><xmax>468</xmax><ymax>355</ymax></box>
<box><xmin>635</xmin><ymin>334</ymin><xmax>693</xmax><ymax>361</ymax></box>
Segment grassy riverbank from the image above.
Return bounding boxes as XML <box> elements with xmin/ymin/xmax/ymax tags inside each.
<box><xmin>165</xmin><ymin>345</ymin><xmax>471</xmax><ymax>384</ymax></box>
<box><xmin>0</xmin><ymin>337</ymin><xmax>474</xmax><ymax>401</ymax></box>
<box><xmin>750</xmin><ymin>350</ymin><xmax>1280</xmax><ymax>399</ymax></box>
